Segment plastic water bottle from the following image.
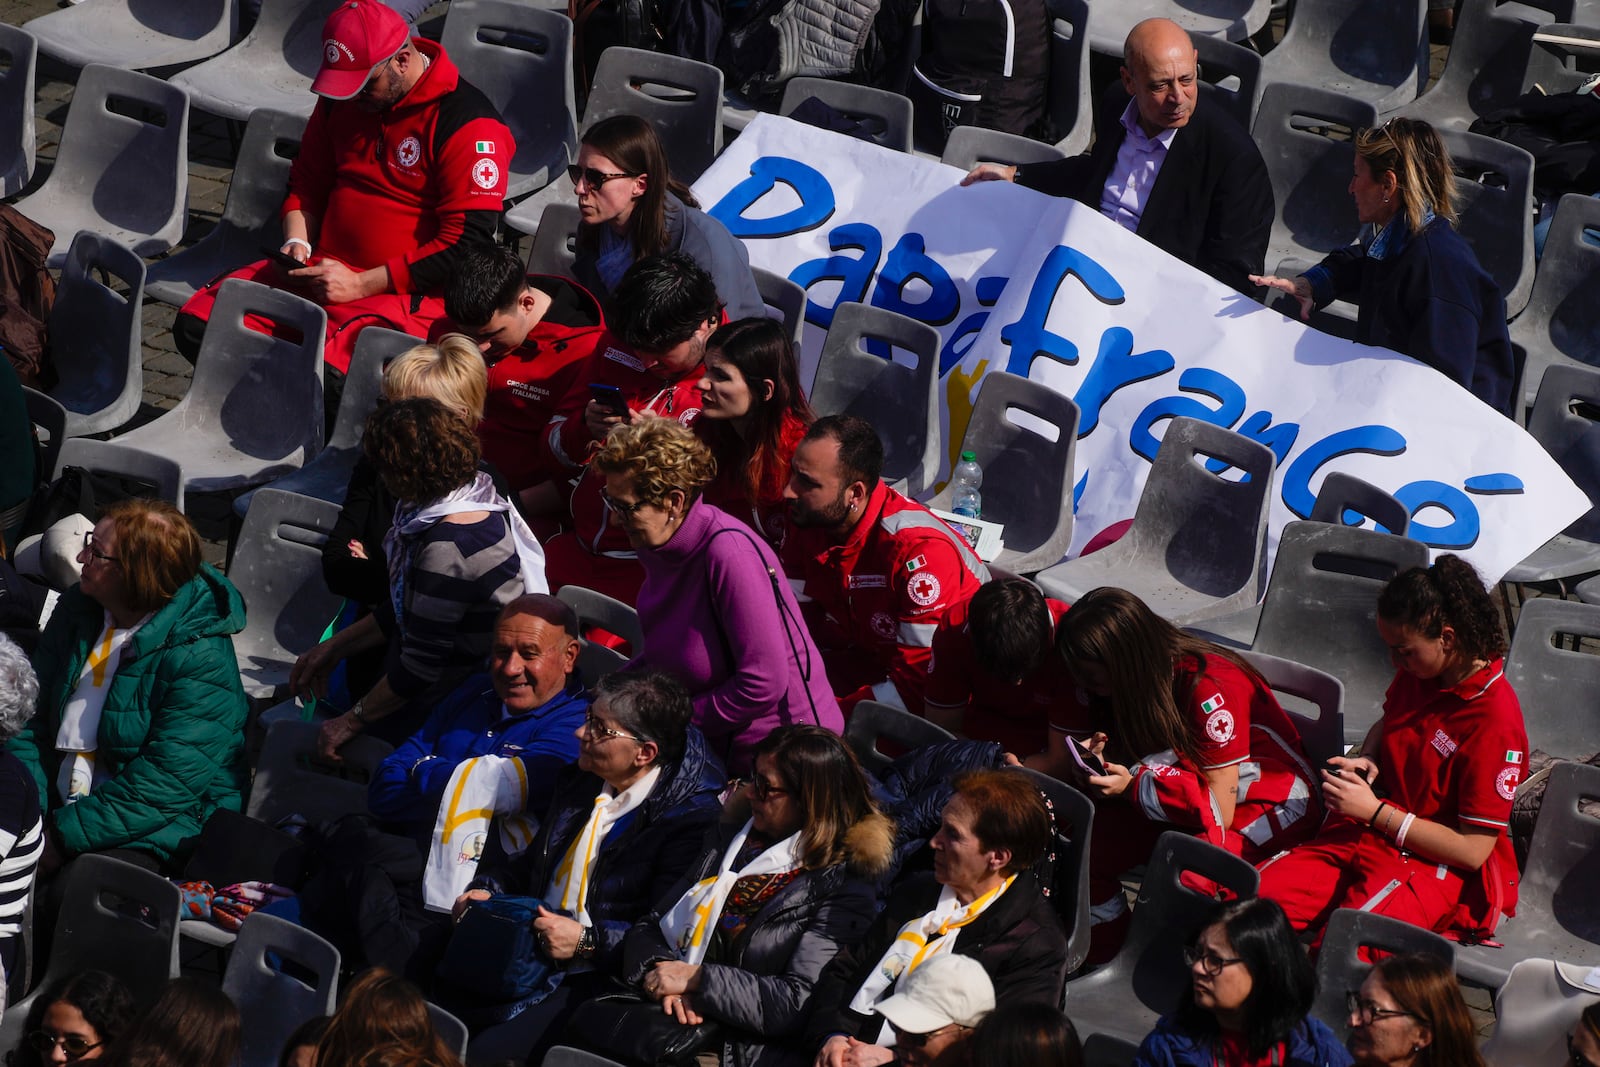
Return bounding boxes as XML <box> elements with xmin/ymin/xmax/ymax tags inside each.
<box><xmin>951</xmin><ymin>450</ymin><xmax>983</xmax><ymax>518</ymax></box>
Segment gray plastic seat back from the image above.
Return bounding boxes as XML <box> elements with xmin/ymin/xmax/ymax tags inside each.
<box><xmin>1398</xmin><ymin>0</ymin><xmax>1571</xmax><ymax>131</ymax></box>
<box><xmin>38</xmin><ymin>856</ymin><xmax>179</xmax><ymax>1003</ymax></box>
<box><xmin>1309</xmin><ymin>909</ymin><xmax>1454</xmax><ymax>1039</ymax></box>
<box><xmin>1237</xmin><ymin>649</ymin><xmax>1345</xmax><ymax>769</ymax></box>
<box><xmin>1016</xmin><ymin>767</ymin><xmax>1095</xmax><ymax>976</ymax></box>
<box><xmin>1081</xmin><ymin>1035</ymin><xmax>1141</xmax><ymax>1067</ymax></box>
<box><xmin>528</xmin><ymin>201</ymin><xmax>580</xmax><ymax>281</ymax></box>
<box><xmin>21</xmin><ymin>387</ymin><xmax>67</xmax><ymax>487</ymax></box>
<box><xmin>779</xmin><ymin>77</ymin><xmax>914</xmax><ymax>153</ymax></box>
<box><xmin>577</xmin><ymin>641</ymin><xmax>627</xmax><ymax>685</ymax></box>
<box><xmin>0</xmin><ymin>25</ymin><xmax>37</xmax><ymax>197</ymax></box>
<box><xmin>1253</xmin><ymin>84</ymin><xmax>1378</xmax><ymax>262</ymax></box>
<box><xmin>1063</xmin><ymin>832</ymin><xmax>1259</xmax><ymax>1045</ymax></box>
<box><xmin>1523</xmin><ymin>22</ymin><xmax>1600</xmax><ymax>96</ymax></box>
<box><xmin>442</xmin><ymin>1</ymin><xmax>577</xmax><ymax>198</ymax></box>
<box><xmin>1250</xmin><ymin>521</ymin><xmax>1430</xmax><ymax>742</ymax></box>
<box><xmin>926</xmin><ymin>372</ymin><xmax>1080</xmax><ymax>573</ymax></box>
<box><xmin>1527</xmin><ymin>363</ymin><xmax>1600</xmax><ymax>538</ymax></box>
<box><xmin>13</xmin><ymin>64</ymin><xmax>189</xmax><ymax>262</ymax></box>
<box><xmin>1441</xmin><ymin>128</ymin><xmax>1535</xmax><ymax>317</ymax></box>
<box><xmin>1193</xmin><ymin>31</ymin><xmax>1263</xmax><ymax>130</ymax></box>
<box><xmin>1045</xmin><ymin>0</ymin><xmax>1092</xmax><ymax>154</ymax></box>
<box><xmin>939</xmin><ymin>125</ymin><xmax>1070</xmax><ymax>172</ymax></box>
<box><xmin>167</xmin><ymin>0</ymin><xmax>342</xmax><ymax>121</ymax></box>
<box><xmin>1505</xmin><ymin>597</ymin><xmax>1600</xmax><ymax>757</ymax></box>
<box><xmin>1515</xmin><ymin>193</ymin><xmax>1600</xmax><ymax>411</ymax></box>
<box><xmin>24</xmin><ymin>0</ymin><xmax>238</xmax><ymax>71</ymax></box>
<box><xmin>1309</xmin><ymin>471</ymin><xmax>1410</xmax><ymax>535</ymax></box>
<box><xmin>427</xmin><ymin>1002</ymin><xmax>470</xmax><ymax>1059</ymax></box>
<box><xmin>558</xmin><ymin>583</ymin><xmax>645</xmax><ymax>649</ymax></box>
<box><xmin>584</xmin><ymin>47</ymin><xmax>723</xmax><ymax>182</ymax></box>
<box><xmin>248</xmin><ymin>719</ymin><xmax>393</xmax><ymax>825</ymax></box>
<box><xmin>844</xmin><ymin>700</ymin><xmax>957</xmax><ymax>773</ymax></box>
<box><xmin>222</xmin><ymin>912</ymin><xmax>340</xmax><ymax>1067</ymax></box>
<box><xmin>47</xmin><ymin>232</ymin><xmax>146</xmax><ymax>437</ymax></box>
<box><xmin>809</xmin><ymin>302</ymin><xmax>942</xmax><ymax>496</ymax></box>
<box><xmin>544</xmin><ymin>1048</ymin><xmax>628</xmax><ymax>1067</ymax></box>
<box><xmin>145</xmin><ymin>107</ymin><xmax>306</xmax><ymax>307</ymax></box>
<box><xmin>1259</xmin><ymin>0</ymin><xmax>1428</xmax><ymax>113</ymax></box>
<box><xmin>751</xmin><ymin>266</ymin><xmax>805</xmax><ymax>352</ymax></box>
<box><xmin>55</xmin><ymin>438</ymin><xmax>185</xmax><ymax>511</ymax></box>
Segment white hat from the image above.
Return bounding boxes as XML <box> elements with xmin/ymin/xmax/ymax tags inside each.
<box><xmin>874</xmin><ymin>954</ymin><xmax>995</xmax><ymax>1035</ymax></box>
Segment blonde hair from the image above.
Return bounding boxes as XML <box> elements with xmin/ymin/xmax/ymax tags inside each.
<box><xmin>1354</xmin><ymin>117</ymin><xmax>1457</xmax><ymax>235</ymax></box>
<box><xmin>382</xmin><ymin>334</ymin><xmax>488</xmax><ymax>425</ymax></box>
<box><xmin>592</xmin><ymin>416</ymin><xmax>716</xmax><ymax>506</ymax></box>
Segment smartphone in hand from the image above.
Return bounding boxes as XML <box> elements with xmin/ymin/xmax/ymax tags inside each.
<box><xmin>262</xmin><ymin>246</ymin><xmax>307</xmax><ymax>272</ymax></box>
<box><xmin>589</xmin><ymin>382</ymin><xmax>628</xmax><ymax>416</ymax></box>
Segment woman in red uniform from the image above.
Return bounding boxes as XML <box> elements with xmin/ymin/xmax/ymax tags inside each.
<box><xmin>1049</xmin><ymin>587</ymin><xmax>1322</xmax><ymax>960</ymax></box>
<box><xmin>1257</xmin><ymin>554</ymin><xmax>1526</xmax><ymax>946</ymax></box>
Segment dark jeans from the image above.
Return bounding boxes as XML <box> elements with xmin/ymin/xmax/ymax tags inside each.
<box><xmin>466</xmin><ymin>972</ymin><xmax>608</xmax><ymax>1067</ymax></box>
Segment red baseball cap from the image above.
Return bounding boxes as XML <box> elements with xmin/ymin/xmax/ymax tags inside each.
<box><xmin>312</xmin><ymin>1</ymin><xmax>410</xmax><ymax>100</ymax></box>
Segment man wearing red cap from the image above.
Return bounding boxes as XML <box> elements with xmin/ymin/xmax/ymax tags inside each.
<box><xmin>175</xmin><ymin>0</ymin><xmax>514</xmax><ymax>413</ymax></box>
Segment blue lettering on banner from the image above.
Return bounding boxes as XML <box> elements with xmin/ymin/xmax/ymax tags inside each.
<box><xmin>1393</xmin><ymin>480</ymin><xmax>1480</xmax><ymax>549</ymax></box>
<box><xmin>1130</xmin><ymin>368</ymin><xmax>1248</xmax><ymax>461</ymax></box>
<box><xmin>1463</xmin><ymin>473</ymin><xmax>1526</xmax><ymax>495</ymax></box>
<box><xmin>941</xmin><ymin>276</ymin><xmax>1008</xmax><ymax>375</ymax></box>
<box><xmin>1072</xmin><ymin>327</ymin><xmax>1174</xmax><ymax>436</ymax></box>
<box><xmin>999</xmin><ymin>246</ymin><xmax>1125</xmax><ymax>377</ymax></box>
<box><xmin>872</xmin><ymin>232</ymin><xmax>962</xmax><ymax>328</ymax></box>
<box><xmin>1281</xmin><ymin>426</ymin><xmax>1409</xmax><ymax>519</ymax></box>
<box><xmin>789</xmin><ymin>223</ymin><xmax>883</xmax><ymax>328</ymax></box>
<box><xmin>1230</xmin><ymin>410</ymin><xmax>1301</xmax><ymax>468</ymax></box>
<box><xmin>708</xmin><ymin>157</ymin><xmax>836</xmax><ymax>239</ymax></box>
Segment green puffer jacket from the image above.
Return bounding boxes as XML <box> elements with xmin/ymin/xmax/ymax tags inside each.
<box><xmin>12</xmin><ymin>563</ymin><xmax>250</xmax><ymax>865</ymax></box>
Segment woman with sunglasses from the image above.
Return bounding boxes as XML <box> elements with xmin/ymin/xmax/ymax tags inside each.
<box><xmin>615</xmin><ymin>725</ymin><xmax>893</xmax><ymax>1067</ymax></box>
<box><xmin>451</xmin><ymin>670</ymin><xmax>725</xmax><ymax>1064</ymax></box>
<box><xmin>1345</xmin><ymin>954</ymin><xmax>1483</xmax><ymax>1067</ymax></box>
<box><xmin>570</xmin><ymin>114</ymin><xmax>763</xmax><ymax>322</ymax></box>
<box><xmin>13</xmin><ymin>972</ymin><xmax>134</xmax><ymax>1067</ymax></box>
<box><xmin>1251</xmin><ymin>117</ymin><xmax>1515</xmax><ymax>417</ymax></box>
<box><xmin>1132</xmin><ymin>897</ymin><xmax>1350</xmax><ymax>1067</ymax></box>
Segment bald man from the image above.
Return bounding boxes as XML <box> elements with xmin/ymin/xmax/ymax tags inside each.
<box><xmin>964</xmin><ymin>18</ymin><xmax>1272</xmax><ymax>296</ymax></box>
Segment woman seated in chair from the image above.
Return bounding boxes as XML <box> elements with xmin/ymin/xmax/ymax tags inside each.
<box><xmin>1132</xmin><ymin>897</ymin><xmax>1350</xmax><ymax>1067</ymax></box>
<box><xmin>12</xmin><ymin>500</ymin><xmax>248</xmax><ymax>878</ymax></box>
<box><xmin>1345</xmin><ymin>954</ymin><xmax>1484</xmax><ymax>1067</ymax></box>
<box><xmin>1257</xmin><ymin>555</ymin><xmax>1526</xmax><ymax>948</ymax></box>
<box><xmin>1251</xmin><ymin>117</ymin><xmax>1515</xmax><ymax>417</ymax></box>
<box><xmin>571</xmin><ymin>114</ymin><xmax>763</xmax><ymax>320</ymax></box>
<box><xmin>11</xmin><ymin>970</ymin><xmax>135</xmax><ymax>1067</ymax></box>
<box><xmin>97</xmin><ymin>977</ymin><xmax>239</xmax><ymax>1067</ymax></box>
<box><xmin>594</xmin><ymin>417</ymin><xmax>841</xmax><ymax>775</ymax></box>
<box><xmin>808</xmin><ymin>769</ymin><xmax>1069</xmax><ymax>1067</ymax></box>
<box><xmin>1043</xmin><ymin>586</ymin><xmax>1322</xmax><ymax>961</ymax></box>
<box><xmin>614</xmin><ymin>725</ymin><xmax>893</xmax><ymax>1067</ymax></box>
<box><xmin>314</xmin><ymin>967</ymin><xmax>462</xmax><ymax>1067</ymax></box>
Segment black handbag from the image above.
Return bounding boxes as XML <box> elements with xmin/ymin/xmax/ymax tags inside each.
<box><xmin>435</xmin><ymin>895</ymin><xmax>559</xmax><ymax>1002</ymax></box>
<box><xmin>568</xmin><ymin>990</ymin><xmax>722</xmax><ymax>1066</ymax></box>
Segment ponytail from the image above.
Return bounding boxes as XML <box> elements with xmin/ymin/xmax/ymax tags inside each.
<box><xmin>1376</xmin><ymin>554</ymin><xmax>1506</xmax><ymax>661</ymax></box>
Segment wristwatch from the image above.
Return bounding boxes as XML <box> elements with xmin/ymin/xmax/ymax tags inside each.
<box><xmin>350</xmin><ymin>700</ymin><xmax>371</xmax><ymax>726</ymax></box>
<box><xmin>577</xmin><ymin>926</ymin><xmax>597</xmax><ymax>959</ymax></box>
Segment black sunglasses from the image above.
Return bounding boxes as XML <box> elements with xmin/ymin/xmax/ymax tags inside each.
<box><xmin>568</xmin><ymin>164</ymin><xmax>639</xmax><ymax>189</ymax></box>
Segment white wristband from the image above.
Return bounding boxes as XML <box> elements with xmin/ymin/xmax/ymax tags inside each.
<box><xmin>1395</xmin><ymin>812</ymin><xmax>1416</xmax><ymax>849</ymax></box>
<box><xmin>282</xmin><ymin>237</ymin><xmax>312</xmax><ymax>255</ymax></box>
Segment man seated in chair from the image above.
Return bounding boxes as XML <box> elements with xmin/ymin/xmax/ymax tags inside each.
<box><xmin>782</xmin><ymin>415</ymin><xmax>989</xmax><ymax>716</ymax></box>
<box><xmin>173</xmin><ymin>0</ymin><xmax>515</xmax><ymax>418</ymax></box>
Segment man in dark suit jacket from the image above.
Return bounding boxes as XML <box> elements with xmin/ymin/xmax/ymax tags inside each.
<box><xmin>962</xmin><ymin>17</ymin><xmax>1273</xmax><ymax>296</ymax></box>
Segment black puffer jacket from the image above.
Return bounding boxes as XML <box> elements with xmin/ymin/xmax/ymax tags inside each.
<box><xmin>620</xmin><ymin>812</ymin><xmax>896</xmax><ymax>1067</ymax></box>
<box><xmin>876</xmin><ymin>739</ymin><xmax>1008</xmax><ymax>881</ymax></box>
<box><xmin>469</xmin><ymin>727</ymin><xmax>726</xmax><ymax>971</ymax></box>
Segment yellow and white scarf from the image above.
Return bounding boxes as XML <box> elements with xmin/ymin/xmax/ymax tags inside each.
<box><xmin>55</xmin><ymin>612</ymin><xmax>148</xmax><ymax>805</ymax></box>
<box><xmin>545</xmin><ymin>767</ymin><xmax>660</xmax><ymax>926</ymax></box>
<box><xmin>656</xmin><ymin>818</ymin><xmax>804</xmax><ymax>965</ymax></box>
<box><xmin>422</xmin><ymin>755</ymin><xmax>531</xmax><ymax>913</ymax></box>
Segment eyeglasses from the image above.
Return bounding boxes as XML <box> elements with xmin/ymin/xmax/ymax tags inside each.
<box><xmin>81</xmin><ymin>531</ymin><xmax>118</xmax><ymax>565</ymax></box>
<box><xmin>582</xmin><ymin>714</ymin><xmax>646</xmax><ymax>744</ymax></box>
<box><xmin>1346</xmin><ymin>992</ymin><xmax>1417</xmax><ymax>1025</ymax></box>
<box><xmin>1572</xmin><ymin>1034</ymin><xmax>1600</xmax><ymax>1067</ymax></box>
<box><xmin>599</xmin><ymin>491</ymin><xmax>651</xmax><ymax>516</ymax></box>
<box><xmin>747</xmin><ymin>777</ymin><xmax>790</xmax><ymax>801</ymax></box>
<box><xmin>891</xmin><ymin>1022</ymin><xmax>966</xmax><ymax>1049</ymax></box>
<box><xmin>27</xmin><ymin>1033</ymin><xmax>103</xmax><ymax>1060</ymax></box>
<box><xmin>568</xmin><ymin>164</ymin><xmax>640</xmax><ymax>190</ymax></box>
<box><xmin>1183</xmin><ymin>946</ymin><xmax>1244</xmax><ymax>977</ymax></box>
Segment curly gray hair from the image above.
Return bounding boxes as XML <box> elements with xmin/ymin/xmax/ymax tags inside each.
<box><xmin>0</xmin><ymin>634</ymin><xmax>38</xmax><ymax>743</ymax></box>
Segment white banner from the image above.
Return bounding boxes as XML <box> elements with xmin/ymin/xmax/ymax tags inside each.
<box><xmin>693</xmin><ymin>114</ymin><xmax>1590</xmax><ymax>582</ymax></box>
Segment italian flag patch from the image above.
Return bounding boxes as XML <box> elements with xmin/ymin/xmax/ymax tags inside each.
<box><xmin>475</xmin><ymin>140</ymin><xmax>495</xmax><ymax>153</ymax></box>
<box><xmin>1505</xmin><ymin>750</ymin><xmax>1523</xmax><ymax>764</ymax></box>
<box><xmin>1200</xmin><ymin>693</ymin><xmax>1225</xmax><ymax>714</ymax></box>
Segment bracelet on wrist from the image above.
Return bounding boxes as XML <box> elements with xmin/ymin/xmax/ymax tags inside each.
<box><xmin>1368</xmin><ymin>802</ymin><xmax>1389</xmax><ymax>829</ymax></box>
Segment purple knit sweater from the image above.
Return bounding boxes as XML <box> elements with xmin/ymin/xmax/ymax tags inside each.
<box><xmin>629</xmin><ymin>500</ymin><xmax>843</xmax><ymax>774</ymax></box>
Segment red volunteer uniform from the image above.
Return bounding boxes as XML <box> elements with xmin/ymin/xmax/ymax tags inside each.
<box><xmin>924</xmin><ymin>598</ymin><xmax>1074</xmax><ymax>756</ymax></box>
<box><xmin>783</xmin><ymin>481</ymin><xmax>988</xmax><ymax>714</ymax></box>
<box><xmin>1258</xmin><ymin>660</ymin><xmax>1526</xmax><ymax>943</ymax></box>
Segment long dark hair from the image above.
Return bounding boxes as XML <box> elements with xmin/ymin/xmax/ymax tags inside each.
<box><xmin>315</xmin><ymin>968</ymin><xmax>462</xmax><ymax>1067</ymax></box>
<box><xmin>576</xmin><ymin>115</ymin><xmax>699</xmax><ymax>262</ymax></box>
<box><xmin>1176</xmin><ymin>897</ymin><xmax>1315</xmax><ymax>1058</ymax></box>
<box><xmin>697</xmin><ymin>317</ymin><xmax>815</xmax><ymax>506</ymax></box>
<box><xmin>1376</xmin><ymin>554</ymin><xmax>1506</xmax><ymax>663</ymax></box>
<box><xmin>12</xmin><ymin>971</ymin><xmax>136</xmax><ymax>1067</ymax></box>
<box><xmin>1369</xmin><ymin>954</ymin><xmax>1486</xmax><ymax>1067</ymax></box>
<box><xmin>970</xmin><ymin>1002</ymin><xmax>1085</xmax><ymax>1067</ymax></box>
<box><xmin>753</xmin><ymin>725</ymin><xmax>884</xmax><ymax>871</ymax></box>
<box><xmin>97</xmin><ymin>978</ymin><xmax>240</xmax><ymax>1067</ymax></box>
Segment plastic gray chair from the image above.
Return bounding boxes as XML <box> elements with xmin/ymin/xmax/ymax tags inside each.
<box><xmin>21</xmin><ymin>387</ymin><xmax>67</xmax><ymax>488</ymax></box>
<box><xmin>1035</xmin><ymin>417</ymin><xmax>1276</xmax><ymax>625</ymax></box>
<box><xmin>233</xmin><ymin>326</ymin><xmax>419</xmax><ymax>519</ymax></box>
<box><xmin>23</xmin><ymin>0</ymin><xmax>238</xmax><ymax>71</ymax></box>
<box><xmin>1513</xmin><ymin>194</ymin><xmax>1600</xmax><ymax>415</ymax></box>
<box><xmin>0</xmin><ymin>24</ymin><xmax>37</xmax><ymax>198</ymax></box>
<box><xmin>1252</xmin><ymin>84</ymin><xmax>1379</xmax><ymax>273</ymax></box>
<box><xmin>780</xmin><ymin>77</ymin><xmax>914</xmax><ymax>154</ymax></box>
<box><xmin>146</xmin><ymin>107</ymin><xmax>306</xmax><ymax>307</ymax></box>
<box><xmin>55</xmin><ymin>438</ymin><xmax>185</xmax><ymax>511</ymax></box>
<box><xmin>1016</xmin><ymin>767</ymin><xmax>1095</xmax><ymax>976</ymax></box>
<box><xmin>1504</xmin><ymin>597</ymin><xmax>1600</xmax><ymax>757</ymax></box>
<box><xmin>584</xmin><ymin>47</ymin><xmax>724</xmax><ymax>181</ymax></box>
<box><xmin>543</xmin><ymin>1048</ymin><xmax>627</xmax><ymax>1067</ymax></box>
<box><xmin>247</xmin><ymin>719</ymin><xmax>394</xmax><ymax>826</ymax></box>
<box><xmin>752</xmin><ymin>266</ymin><xmax>805</xmax><ymax>353</ymax></box>
<box><xmin>1441</xmin><ymin>128</ymin><xmax>1535</xmax><ymax>318</ymax></box>
<box><xmin>576</xmin><ymin>640</ymin><xmax>628</xmax><ymax>684</ymax></box>
<box><xmin>1045</xmin><ymin>0</ymin><xmax>1092</xmax><ymax>155</ymax></box>
<box><xmin>1522</xmin><ymin>23</ymin><xmax>1600</xmax><ymax>97</ymax></box>
<box><xmin>441</xmin><ymin>1</ymin><xmax>577</xmax><ymax>198</ymax></box>
<box><xmin>558</xmin><ymin>584</ymin><xmax>645</xmax><ymax>650</ymax></box>
<box><xmin>1081</xmin><ymin>1035</ymin><xmax>1141</xmax><ymax>1067</ymax></box>
<box><xmin>1505</xmin><ymin>365</ymin><xmax>1600</xmax><ymax>583</ymax></box>
<box><xmin>1257</xmin><ymin>0</ymin><xmax>1429</xmax><ymax>114</ymax></box>
<box><xmin>939</xmin><ymin>126</ymin><xmax>1070</xmax><ymax>173</ymax></box>
<box><xmin>1085</xmin><ymin>0</ymin><xmax>1271</xmax><ymax>54</ymax></box>
<box><xmin>844</xmin><ymin>700</ymin><xmax>957</xmax><ymax>773</ymax></box>
<box><xmin>1237</xmin><ymin>649</ymin><xmax>1345</xmax><ymax>769</ymax></box>
<box><xmin>1456</xmin><ymin>761</ymin><xmax>1600</xmax><ymax>990</ymax></box>
<box><xmin>925</xmin><ymin>372</ymin><xmax>1080</xmax><ymax>574</ymax></box>
<box><xmin>169</xmin><ymin>0</ymin><xmax>342</xmax><ymax>121</ymax></box>
<box><xmin>809</xmin><ymin>302</ymin><xmax>942</xmax><ymax>497</ymax></box>
<box><xmin>10</xmin><ymin>64</ymin><xmax>190</xmax><ymax>266</ymax></box>
<box><xmin>1309</xmin><ymin>909</ymin><xmax>1454</xmax><ymax>1038</ymax></box>
<box><xmin>1309</xmin><ymin>471</ymin><xmax>1411</xmax><ymax>535</ymax></box>
<box><xmin>221</xmin><ymin>912</ymin><xmax>340</xmax><ymax>1067</ymax></box>
<box><xmin>1063</xmin><ymin>832</ymin><xmax>1260</xmax><ymax>1048</ymax></box>
<box><xmin>115</xmin><ymin>279</ymin><xmax>326</xmax><ymax>494</ymax></box>
<box><xmin>1193</xmin><ymin>30</ymin><xmax>1264</xmax><ymax>131</ymax></box>
<box><xmin>230</xmin><ymin>488</ymin><xmax>345</xmax><ymax>702</ymax></box>
<box><xmin>46</xmin><ymin>232</ymin><xmax>146</xmax><ymax>437</ymax></box>
<box><xmin>1395</xmin><ymin>0</ymin><xmax>1568</xmax><ymax>131</ymax></box>
<box><xmin>526</xmin><ymin>201</ymin><xmax>580</xmax><ymax>280</ymax></box>
<box><xmin>427</xmin><ymin>1002</ymin><xmax>470</xmax><ymax>1059</ymax></box>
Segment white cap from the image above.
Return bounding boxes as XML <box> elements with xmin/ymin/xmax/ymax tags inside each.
<box><xmin>874</xmin><ymin>954</ymin><xmax>995</xmax><ymax>1034</ymax></box>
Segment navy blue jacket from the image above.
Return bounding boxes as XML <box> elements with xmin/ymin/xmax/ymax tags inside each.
<box><xmin>1133</xmin><ymin>1014</ymin><xmax>1353</xmax><ymax>1067</ymax></box>
<box><xmin>367</xmin><ymin>674</ymin><xmax>589</xmax><ymax>834</ymax></box>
